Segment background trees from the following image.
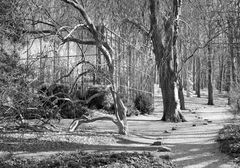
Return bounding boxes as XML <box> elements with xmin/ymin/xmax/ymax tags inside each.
<box><xmin>1</xmin><ymin>0</ymin><xmax>240</xmax><ymax>133</ymax></box>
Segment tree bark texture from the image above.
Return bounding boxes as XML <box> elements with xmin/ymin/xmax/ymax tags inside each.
<box><xmin>218</xmin><ymin>54</ymin><xmax>224</xmax><ymax>93</ymax></box>
<box><xmin>149</xmin><ymin>0</ymin><xmax>186</xmax><ymax>122</ymax></box>
<box><xmin>192</xmin><ymin>56</ymin><xmax>196</xmax><ymax>91</ymax></box>
<box><xmin>207</xmin><ymin>45</ymin><xmax>214</xmax><ymax>105</ymax></box>
<box><xmin>230</xmin><ymin>38</ymin><xmax>236</xmax><ymax>85</ymax></box>
<box><xmin>178</xmin><ymin>77</ymin><xmax>186</xmax><ymax>110</ymax></box>
<box><xmin>227</xmin><ymin>17</ymin><xmax>236</xmax><ymax>85</ymax></box>
<box><xmin>196</xmin><ymin>55</ymin><xmax>201</xmax><ymax>97</ymax></box>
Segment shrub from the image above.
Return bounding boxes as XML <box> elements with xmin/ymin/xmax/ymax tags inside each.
<box><xmin>217</xmin><ymin>124</ymin><xmax>240</xmax><ymax>164</ymax></box>
<box><xmin>229</xmin><ymin>84</ymin><xmax>240</xmax><ymax>114</ymax></box>
<box><xmin>134</xmin><ymin>94</ymin><xmax>154</xmax><ymax>115</ymax></box>
<box><xmin>0</xmin><ymin>49</ymin><xmax>61</xmax><ymax>131</ymax></box>
<box><xmin>0</xmin><ymin>151</ymin><xmax>176</xmax><ymax>168</ymax></box>
<box><xmin>37</xmin><ymin>83</ymin><xmax>86</xmax><ymax>119</ymax></box>
<box><xmin>85</xmin><ymin>85</ymin><xmax>114</xmax><ymax>111</ymax></box>
<box><xmin>122</xmin><ymin>100</ymin><xmax>140</xmax><ymax>117</ymax></box>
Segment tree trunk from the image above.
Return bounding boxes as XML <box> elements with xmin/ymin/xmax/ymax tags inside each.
<box><xmin>182</xmin><ymin>43</ymin><xmax>188</xmax><ymax>91</ymax></box>
<box><xmin>226</xmin><ymin>51</ymin><xmax>232</xmax><ymax>105</ymax></box>
<box><xmin>207</xmin><ymin>45</ymin><xmax>214</xmax><ymax>105</ymax></box>
<box><xmin>196</xmin><ymin>55</ymin><xmax>201</xmax><ymax>97</ymax></box>
<box><xmin>186</xmin><ymin>70</ymin><xmax>192</xmax><ymax>97</ymax></box>
<box><xmin>230</xmin><ymin>40</ymin><xmax>236</xmax><ymax>85</ymax></box>
<box><xmin>178</xmin><ymin>77</ymin><xmax>186</xmax><ymax>110</ymax></box>
<box><xmin>237</xmin><ymin>46</ymin><xmax>240</xmax><ymax>83</ymax></box>
<box><xmin>192</xmin><ymin>56</ymin><xmax>196</xmax><ymax>91</ymax></box>
<box><xmin>226</xmin><ymin>17</ymin><xmax>233</xmax><ymax>105</ymax></box>
<box><xmin>110</xmin><ymin>86</ymin><xmax>128</xmax><ymax>135</ymax></box>
<box><xmin>149</xmin><ymin>0</ymin><xmax>186</xmax><ymax>122</ymax></box>
<box><xmin>218</xmin><ymin>54</ymin><xmax>224</xmax><ymax>93</ymax></box>
<box><xmin>160</xmin><ymin>73</ymin><xmax>185</xmax><ymax>122</ymax></box>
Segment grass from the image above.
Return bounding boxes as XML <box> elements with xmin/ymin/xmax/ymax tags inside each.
<box><xmin>217</xmin><ymin>124</ymin><xmax>240</xmax><ymax>164</ymax></box>
<box><xmin>0</xmin><ymin>151</ymin><xmax>175</xmax><ymax>168</ymax></box>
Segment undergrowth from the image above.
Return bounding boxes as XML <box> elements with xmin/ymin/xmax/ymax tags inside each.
<box><xmin>134</xmin><ymin>94</ymin><xmax>154</xmax><ymax>115</ymax></box>
<box><xmin>217</xmin><ymin>124</ymin><xmax>240</xmax><ymax>164</ymax></box>
<box><xmin>0</xmin><ymin>151</ymin><xmax>175</xmax><ymax>168</ymax></box>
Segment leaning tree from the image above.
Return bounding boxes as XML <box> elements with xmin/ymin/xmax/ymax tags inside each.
<box><xmin>56</xmin><ymin>0</ymin><xmax>128</xmax><ymax>135</ymax></box>
<box><xmin>10</xmin><ymin>0</ymin><xmax>129</xmax><ymax>134</ymax></box>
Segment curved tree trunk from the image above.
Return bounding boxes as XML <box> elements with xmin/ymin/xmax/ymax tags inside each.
<box><xmin>62</xmin><ymin>0</ymin><xmax>127</xmax><ymax>134</ymax></box>
<box><xmin>110</xmin><ymin>86</ymin><xmax>128</xmax><ymax>135</ymax></box>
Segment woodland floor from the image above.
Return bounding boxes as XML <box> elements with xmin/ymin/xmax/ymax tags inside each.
<box><xmin>0</xmin><ymin>85</ymin><xmax>239</xmax><ymax>167</ymax></box>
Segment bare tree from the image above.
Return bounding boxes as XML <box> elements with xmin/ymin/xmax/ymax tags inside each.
<box><xmin>15</xmin><ymin>0</ymin><xmax>129</xmax><ymax>134</ymax></box>
<box><xmin>60</xmin><ymin>0</ymin><xmax>128</xmax><ymax>135</ymax></box>
<box><xmin>149</xmin><ymin>0</ymin><xmax>186</xmax><ymax>122</ymax></box>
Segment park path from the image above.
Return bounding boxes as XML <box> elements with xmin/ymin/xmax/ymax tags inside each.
<box><xmin>163</xmin><ymin>106</ymin><xmax>237</xmax><ymax>168</ymax></box>
<box><xmin>9</xmin><ymin>86</ymin><xmax>239</xmax><ymax>168</ymax></box>
<box><xmin>155</xmin><ymin>87</ymin><xmax>238</xmax><ymax>168</ymax></box>
<box><xmin>93</xmin><ymin>87</ymin><xmax>239</xmax><ymax>167</ymax></box>
<box><xmin>75</xmin><ymin>87</ymin><xmax>239</xmax><ymax>167</ymax></box>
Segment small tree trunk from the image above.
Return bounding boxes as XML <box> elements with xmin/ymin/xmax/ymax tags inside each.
<box><xmin>192</xmin><ymin>56</ymin><xmax>196</xmax><ymax>91</ymax></box>
<box><xmin>178</xmin><ymin>77</ymin><xmax>186</xmax><ymax>110</ymax></box>
<box><xmin>226</xmin><ymin>17</ymin><xmax>234</xmax><ymax>105</ymax></box>
<box><xmin>226</xmin><ymin>52</ymin><xmax>232</xmax><ymax>105</ymax></box>
<box><xmin>196</xmin><ymin>55</ymin><xmax>201</xmax><ymax>97</ymax></box>
<box><xmin>218</xmin><ymin>54</ymin><xmax>224</xmax><ymax>93</ymax></box>
<box><xmin>186</xmin><ymin>69</ymin><xmax>192</xmax><ymax>97</ymax></box>
<box><xmin>231</xmin><ymin>43</ymin><xmax>236</xmax><ymax>85</ymax></box>
<box><xmin>207</xmin><ymin>45</ymin><xmax>214</xmax><ymax>105</ymax></box>
<box><xmin>110</xmin><ymin>87</ymin><xmax>128</xmax><ymax>135</ymax></box>
<box><xmin>182</xmin><ymin>44</ymin><xmax>188</xmax><ymax>91</ymax></box>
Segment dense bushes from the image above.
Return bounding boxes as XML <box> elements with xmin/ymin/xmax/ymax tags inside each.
<box><xmin>38</xmin><ymin>83</ymin><xmax>86</xmax><ymax>119</ymax></box>
<box><xmin>84</xmin><ymin>85</ymin><xmax>114</xmax><ymax>111</ymax></box>
<box><xmin>229</xmin><ymin>84</ymin><xmax>240</xmax><ymax>114</ymax></box>
<box><xmin>218</xmin><ymin>124</ymin><xmax>240</xmax><ymax>164</ymax></box>
<box><xmin>134</xmin><ymin>94</ymin><xmax>154</xmax><ymax>115</ymax></box>
<box><xmin>0</xmin><ymin>49</ymin><xmax>40</xmax><ymax>122</ymax></box>
<box><xmin>0</xmin><ymin>47</ymin><xmax>86</xmax><ymax>129</ymax></box>
<box><xmin>0</xmin><ymin>151</ymin><xmax>175</xmax><ymax>168</ymax></box>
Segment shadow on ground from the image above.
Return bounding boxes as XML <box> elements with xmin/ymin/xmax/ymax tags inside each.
<box><xmin>165</xmin><ymin>142</ymin><xmax>234</xmax><ymax>168</ymax></box>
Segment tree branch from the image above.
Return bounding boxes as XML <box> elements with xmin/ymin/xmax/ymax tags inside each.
<box><xmin>178</xmin><ymin>30</ymin><xmax>221</xmax><ymax>74</ymax></box>
<box><xmin>61</xmin><ymin>0</ymin><xmax>97</xmax><ymax>34</ymax></box>
<box><xmin>122</xmin><ymin>18</ymin><xmax>150</xmax><ymax>35</ymax></box>
<box><xmin>64</xmin><ymin>24</ymin><xmax>86</xmax><ymax>40</ymax></box>
<box><xmin>61</xmin><ymin>0</ymin><xmax>113</xmax><ymax>68</ymax></box>
<box><xmin>69</xmin><ymin>70</ymin><xmax>92</xmax><ymax>94</ymax></box>
<box><xmin>69</xmin><ymin>115</ymin><xmax>117</xmax><ymax>132</ymax></box>
<box><xmin>54</xmin><ymin>60</ymin><xmax>94</xmax><ymax>84</ymax></box>
<box><xmin>23</xmin><ymin>29</ymin><xmax>56</xmax><ymax>35</ymax></box>
<box><xmin>62</xmin><ymin>37</ymin><xmax>96</xmax><ymax>45</ymax></box>
<box><xmin>25</xmin><ymin>19</ymin><xmax>56</xmax><ymax>28</ymax></box>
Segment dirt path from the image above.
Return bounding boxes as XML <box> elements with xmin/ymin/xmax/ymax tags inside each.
<box><xmin>164</xmin><ymin>106</ymin><xmax>236</xmax><ymax>168</ymax></box>
<box><xmin>84</xmin><ymin>88</ymin><xmax>238</xmax><ymax>167</ymax></box>
<box><xmin>7</xmin><ymin>87</ymin><xmax>239</xmax><ymax>168</ymax></box>
<box><xmin>155</xmin><ymin>88</ymin><xmax>238</xmax><ymax>167</ymax></box>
